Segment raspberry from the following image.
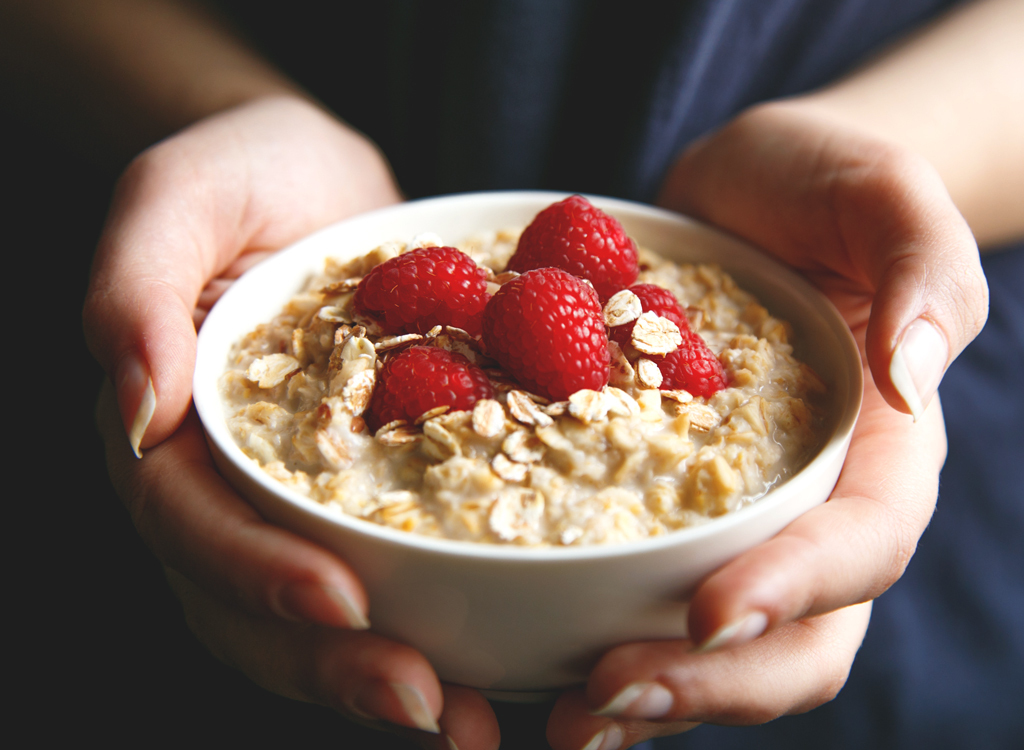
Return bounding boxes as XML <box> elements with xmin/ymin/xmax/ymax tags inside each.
<box><xmin>482</xmin><ymin>268</ymin><xmax>609</xmax><ymax>401</ymax></box>
<box><xmin>655</xmin><ymin>330</ymin><xmax>728</xmax><ymax>398</ymax></box>
<box><xmin>507</xmin><ymin>196</ymin><xmax>638</xmax><ymax>301</ymax></box>
<box><xmin>365</xmin><ymin>346</ymin><xmax>494</xmax><ymax>432</ymax></box>
<box><xmin>609</xmin><ymin>283</ymin><xmax>687</xmax><ymax>348</ymax></box>
<box><xmin>353</xmin><ymin>246</ymin><xmax>490</xmax><ymax>336</ymax></box>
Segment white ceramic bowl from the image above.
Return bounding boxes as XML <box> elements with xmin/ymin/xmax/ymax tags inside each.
<box><xmin>193</xmin><ymin>191</ymin><xmax>862</xmax><ymax>699</ymax></box>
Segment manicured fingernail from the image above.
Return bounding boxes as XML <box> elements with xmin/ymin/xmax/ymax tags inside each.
<box><xmin>390</xmin><ymin>682</ymin><xmax>440</xmax><ymax>734</ymax></box>
<box><xmin>116</xmin><ymin>353</ymin><xmax>155</xmax><ymax>458</ymax></box>
<box><xmin>445</xmin><ymin>735</ymin><xmax>460</xmax><ymax>750</ymax></box>
<box><xmin>692</xmin><ymin>611</ymin><xmax>768</xmax><ymax>654</ymax></box>
<box><xmin>889</xmin><ymin>318</ymin><xmax>948</xmax><ymax>422</ymax></box>
<box><xmin>592</xmin><ymin>681</ymin><xmax>673</xmax><ymax>719</ymax></box>
<box><xmin>276</xmin><ymin>582</ymin><xmax>370</xmax><ymax>629</ymax></box>
<box><xmin>322</xmin><ymin>585</ymin><xmax>370</xmax><ymax>629</ymax></box>
<box><xmin>580</xmin><ymin>724</ymin><xmax>624</xmax><ymax>750</ymax></box>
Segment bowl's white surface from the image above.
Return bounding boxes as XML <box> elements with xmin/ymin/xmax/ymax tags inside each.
<box><xmin>193</xmin><ymin>191</ymin><xmax>862</xmax><ymax>693</ymax></box>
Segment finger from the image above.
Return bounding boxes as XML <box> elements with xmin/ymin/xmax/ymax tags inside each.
<box><xmin>570</xmin><ymin>603</ymin><xmax>871</xmax><ymax>740</ymax></box>
<box><xmin>801</xmin><ymin>118</ymin><xmax>988</xmax><ymax>419</ymax></box>
<box><xmin>686</xmin><ymin>379</ymin><xmax>943</xmax><ymax>650</ymax></box>
<box><xmin>166</xmin><ymin>569</ymin><xmax>439</xmax><ymax>733</ymax></box>
<box><xmin>97</xmin><ymin>380</ymin><xmax>368</xmax><ymax>629</ymax></box>
<box><xmin>547</xmin><ymin>689</ymin><xmax>698</xmax><ymax>750</ymax></box>
<box><xmin>83</xmin><ymin>125</ymin><xmax>252</xmax><ymax>456</ymax></box>
<box><xmin>169</xmin><ymin>569</ymin><xmax>500</xmax><ymax>748</ymax></box>
<box><xmin>853</xmin><ymin>155</ymin><xmax>988</xmax><ymax>419</ymax></box>
<box><xmin>435</xmin><ymin>685</ymin><xmax>501</xmax><ymax>750</ymax></box>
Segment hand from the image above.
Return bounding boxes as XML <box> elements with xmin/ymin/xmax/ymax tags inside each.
<box><xmin>86</xmin><ymin>96</ymin><xmax>501</xmax><ymax>749</ymax></box>
<box><xmin>544</xmin><ymin>101</ymin><xmax>988</xmax><ymax>748</ymax></box>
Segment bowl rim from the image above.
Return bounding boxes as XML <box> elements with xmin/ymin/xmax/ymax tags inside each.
<box><xmin>194</xmin><ymin>190</ymin><xmax>863</xmax><ymax>563</ymax></box>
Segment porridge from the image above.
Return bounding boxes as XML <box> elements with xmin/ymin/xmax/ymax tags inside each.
<box><xmin>220</xmin><ymin>198</ymin><xmax>827</xmax><ymax>546</ymax></box>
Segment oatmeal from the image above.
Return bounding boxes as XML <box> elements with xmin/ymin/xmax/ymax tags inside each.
<box><xmin>220</xmin><ymin>223</ymin><xmax>826</xmax><ymax>547</ymax></box>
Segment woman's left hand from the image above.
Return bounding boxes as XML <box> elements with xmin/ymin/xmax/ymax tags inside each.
<box><xmin>545</xmin><ymin>100</ymin><xmax>987</xmax><ymax>749</ymax></box>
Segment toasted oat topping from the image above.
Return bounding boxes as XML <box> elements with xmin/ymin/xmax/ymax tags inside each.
<box><xmin>541</xmin><ymin>401</ymin><xmax>570</xmax><ymax>417</ymax></box>
<box><xmin>607</xmin><ymin>340</ymin><xmax>637</xmax><ymax>389</ymax></box>
<box><xmin>321</xmin><ymin>278</ymin><xmax>362</xmax><ymax>295</ymax></box>
<box><xmin>603</xmin><ymin>289</ymin><xmax>643</xmax><ymax>327</ymax></box>
<box><xmin>636</xmin><ymin>359</ymin><xmax>664</xmax><ymax>389</ymax></box>
<box><xmin>491</xmin><ymin>453</ymin><xmax>529</xmax><ymax>482</ymax></box>
<box><xmin>507</xmin><ymin>390</ymin><xmax>554</xmax><ymax>427</ymax></box>
<box><xmin>246</xmin><ymin>353</ymin><xmax>300</xmax><ymax>389</ymax></box>
<box><xmin>603</xmin><ymin>386</ymin><xmax>641</xmax><ymax>417</ymax></box>
<box><xmin>340</xmin><ymin>369</ymin><xmax>375</xmax><ymax>416</ymax></box>
<box><xmin>376</xmin><ymin>333</ymin><xmax>425</xmax><ymax>351</ymax></box>
<box><xmin>568</xmin><ymin>389</ymin><xmax>611</xmax><ymax>424</ymax></box>
<box><xmin>472</xmin><ymin>399</ymin><xmax>506</xmax><ymax>437</ymax></box>
<box><xmin>503</xmin><ymin>429</ymin><xmax>545</xmax><ymax>463</ymax></box>
<box><xmin>678</xmin><ymin>402</ymin><xmax>720</xmax><ymax>432</ymax></box>
<box><xmin>317</xmin><ymin>305</ymin><xmax>350</xmax><ymax>323</ymax></box>
<box><xmin>632</xmin><ymin>312</ymin><xmax>682</xmax><ymax>356</ymax></box>
<box><xmin>423</xmin><ymin>419</ymin><xmax>461</xmax><ymax>457</ymax></box>
<box><xmin>660</xmin><ymin>389</ymin><xmax>694</xmax><ymax>404</ymax></box>
<box><xmin>415</xmin><ymin>405</ymin><xmax>451</xmax><ymax>424</ymax></box>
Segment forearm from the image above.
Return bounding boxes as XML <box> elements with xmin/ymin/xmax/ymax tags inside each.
<box><xmin>0</xmin><ymin>0</ymin><xmax>301</xmax><ymax>165</ymax></box>
<box><xmin>790</xmin><ymin>0</ymin><xmax>1024</xmax><ymax>248</ymax></box>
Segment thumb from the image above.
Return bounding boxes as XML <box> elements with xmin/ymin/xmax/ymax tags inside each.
<box><xmin>855</xmin><ymin>154</ymin><xmax>989</xmax><ymax>419</ymax></box>
<box><xmin>83</xmin><ymin>142</ymin><xmax>249</xmax><ymax>455</ymax></box>
<box><xmin>657</xmin><ymin>104</ymin><xmax>989</xmax><ymax>419</ymax></box>
<box><xmin>83</xmin><ymin>97</ymin><xmax>404</xmax><ymax>456</ymax></box>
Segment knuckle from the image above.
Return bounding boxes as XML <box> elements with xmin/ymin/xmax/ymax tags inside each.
<box><xmin>731</xmin><ymin>704</ymin><xmax>787</xmax><ymax>726</ymax></box>
<box><xmin>868</xmin><ymin>501</ymin><xmax>923</xmax><ymax>596</ymax></box>
<box><xmin>111</xmin><ymin>144</ymin><xmax>172</xmax><ymax>208</ymax></box>
<box><xmin>813</xmin><ymin>661</ymin><xmax>851</xmax><ymax>708</ymax></box>
<box><xmin>789</xmin><ymin>676</ymin><xmax>846</xmax><ymax>715</ymax></box>
<box><xmin>662</xmin><ymin>677</ymin><xmax>708</xmax><ymax>721</ymax></box>
<box><xmin>949</xmin><ymin>260</ymin><xmax>990</xmax><ymax>344</ymax></box>
<box><xmin>785</xmin><ymin>622</ymin><xmax>856</xmax><ymax>716</ymax></box>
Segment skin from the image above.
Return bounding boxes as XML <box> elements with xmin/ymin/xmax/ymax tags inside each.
<box><xmin>2</xmin><ymin>0</ymin><xmax>1018</xmax><ymax>747</ymax></box>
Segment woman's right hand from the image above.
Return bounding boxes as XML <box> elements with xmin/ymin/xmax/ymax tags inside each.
<box><xmin>85</xmin><ymin>95</ymin><xmax>500</xmax><ymax>750</ymax></box>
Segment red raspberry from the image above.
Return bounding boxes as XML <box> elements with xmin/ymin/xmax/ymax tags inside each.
<box><xmin>609</xmin><ymin>283</ymin><xmax>687</xmax><ymax>348</ymax></box>
<box><xmin>655</xmin><ymin>330</ymin><xmax>728</xmax><ymax>398</ymax></box>
<box><xmin>507</xmin><ymin>196</ymin><xmax>638</xmax><ymax>301</ymax></box>
<box><xmin>353</xmin><ymin>246</ymin><xmax>490</xmax><ymax>336</ymax></box>
<box><xmin>365</xmin><ymin>346</ymin><xmax>494</xmax><ymax>432</ymax></box>
<box><xmin>482</xmin><ymin>268</ymin><xmax>609</xmax><ymax>401</ymax></box>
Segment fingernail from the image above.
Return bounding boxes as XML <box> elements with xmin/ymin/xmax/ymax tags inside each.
<box><xmin>322</xmin><ymin>586</ymin><xmax>371</xmax><ymax>629</ymax></box>
<box><xmin>116</xmin><ymin>353</ymin><xmax>156</xmax><ymax>458</ymax></box>
<box><xmin>889</xmin><ymin>318</ymin><xmax>948</xmax><ymax>422</ymax></box>
<box><xmin>692</xmin><ymin>611</ymin><xmax>768</xmax><ymax>654</ymax></box>
<box><xmin>275</xmin><ymin>581</ymin><xmax>370</xmax><ymax>629</ymax></box>
<box><xmin>592</xmin><ymin>681</ymin><xmax>673</xmax><ymax>719</ymax></box>
<box><xmin>580</xmin><ymin>724</ymin><xmax>624</xmax><ymax>750</ymax></box>
<box><xmin>389</xmin><ymin>682</ymin><xmax>441</xmax><ymax>734</ymax></box>
<box><xmin>445</xmin><ymin>735</ymin><xmax>460</xmax><ymax>750</ymax></box>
